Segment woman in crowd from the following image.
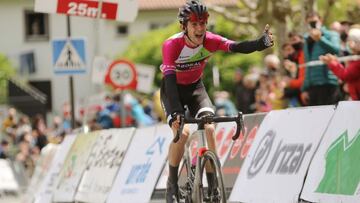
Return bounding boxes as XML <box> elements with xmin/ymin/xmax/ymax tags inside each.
<box><xmin>320</xmin><ymin>26</ymin><xmax>360</xmax><ymax>100</ymax></box>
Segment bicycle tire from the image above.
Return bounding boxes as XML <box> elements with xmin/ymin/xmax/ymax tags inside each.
<box><xmin>192</xmin><ymin>150</ymin><xmax>226</xmax><ymax>203</ymax></box>
<box><xmin>179</xmin><ymin>155</ymin><xmax>194</xmax><ymax>203</ymax></box>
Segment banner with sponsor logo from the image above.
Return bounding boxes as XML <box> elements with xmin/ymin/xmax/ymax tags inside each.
<box><xmin>301</xmin><ymin>101</ymin><xmax>360</xmax><ymax>203</ymax></box>
<box><xmin>229</xmin><ymin>106</ymin><xmax>335</xmax><ymax>203</ymax></box>
<box><xmin>0</xmin><ymin>159</ymin><xmax>19</xmax><ymax>191</ymax></box>
<box><xmin>222</xmin><ymin>113</ymin><xmax>266</xmax><ymax>189</ymax></box>
<box><xmin>107</xmin><ymin>125</ymin><xmax>172</xmax><ymax>203</ymax></box>
<box><xmin>155</xmin><ymin>124</ymin><xmax>197</xmax><ymax>190</ymax></box>
<box><xmin>23</xmin><ymin>144</ymin><xmax>59</xmax><ymax>203</ymax></box>
<box><xmin>53</xmin><ymin>131</ymin><xmax>99</xmax><ymax>202</ymax></box>
<box><xmin>75</xmin><ymin>128</ymin><xmax>135</xmax><ymax>203</ymax></box>
<box><xmin>34</xmin><ymin>134</ymin><xmax>77</xmax><ymax>203</ymax></box>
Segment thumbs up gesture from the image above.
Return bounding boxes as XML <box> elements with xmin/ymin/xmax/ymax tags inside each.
<box><xmin>263</xmin><ymin>24</ymin><xmax>274</xmax><ymax>47</ymax></box>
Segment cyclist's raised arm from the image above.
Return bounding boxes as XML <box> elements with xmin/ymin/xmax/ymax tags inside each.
<box><xmin>229</xmin><ymin>24</ymin><xmax>274</xmax><ymax>53</ymax></box>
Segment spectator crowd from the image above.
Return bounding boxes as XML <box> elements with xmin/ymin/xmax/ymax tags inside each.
<box><xmin>234</xmin><ymin>12</ymin><xmax>360</xmax><ymax>114</ymax></box>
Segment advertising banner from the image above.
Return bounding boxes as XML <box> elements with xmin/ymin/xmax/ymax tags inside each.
<box><xmin>229</xmin><ymin>106</ymin><xmax>335</xmax><ymax>203</ymax></box>
<box><xmin>75</xmin><ymin>128</ymin><xmax>135</xmax><ymax>203</ymax></box>
<box><xmin>53</xmin><ymin>131</ymin><xmax>99</xmax><ymax>202</ymax></box>
<box><xmin>301</xmin><ymin>101</ymin><xmax>360</xmax><ymax>203</ymax></box>
<box><xmin>222</xmin><ymin>113</ymin><xmax>266</xmax><ymax>189</ymax></box>
<box><xmin>0</xmin><ymin>159</ymin><xmax>19</xmax><ymax>191</ymax></box>
<box><xmin>215</xmin><ymin>120</ymin><xmax>243</xmax><ymax>165</ymax></box>
<box><xmin>154</xmin><ymin>124</ymin><xmax>197</xmax><ymax>190</ymax></box>
<box><xmin>107</xmin><ymin>125</ymin><xmax>172</xmax><ymax>203</ymax></box>
<box><xmin>23</xmin><ymin>144</ymin><xmax>59</xmax><ymax>203</ymax></box>
<box><xmin>34</xmin><ymin>134</ymin><xmax>77</xmax><ymax>203</ymax></box>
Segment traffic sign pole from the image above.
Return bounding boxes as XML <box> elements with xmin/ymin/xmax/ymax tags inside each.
<box><xmin>67</xmin><ymin>15</ymin><xmax>76</xmax><ymax>129</ymax></box>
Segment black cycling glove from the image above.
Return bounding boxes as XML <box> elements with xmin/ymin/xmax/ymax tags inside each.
<box><xmin>229</xmin><ymin>26</ymin><xmax>273</xmax><ymax>53</ymax></box>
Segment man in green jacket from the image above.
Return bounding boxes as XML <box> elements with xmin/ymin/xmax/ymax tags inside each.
<box><xmin>301</xmin><ymin>12</ymin><xmax>341</xmax><ymax>105</ymax></box>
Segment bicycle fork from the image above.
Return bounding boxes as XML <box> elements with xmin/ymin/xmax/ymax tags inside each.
<box><xmin>192</xmin><ymin>129</ymin><xmax>208</xmax><ymax>202</ymax></box>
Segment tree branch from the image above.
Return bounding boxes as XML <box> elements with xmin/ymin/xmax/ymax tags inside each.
<box><xmin>322</xmin><ymin>0</ymin><xmax>336</xmax><ymax>24</ymax></box>
<box><xmin>207</xmin><ymin>4</ymin><xmax>257</xmax><ymax>24</ymax></box>
<box><xmin>238</xmin><ymin>0</ymin><xmax>259</xmax><ymax>10</ymax></box>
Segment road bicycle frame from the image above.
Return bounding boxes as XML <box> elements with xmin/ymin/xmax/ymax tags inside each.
<box><xmin>176</xmin><ymin>112</ymin><xmax>244</xmax><ymax>203</ymax></box>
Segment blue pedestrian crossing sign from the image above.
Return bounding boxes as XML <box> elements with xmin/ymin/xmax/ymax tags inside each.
<box><xmin>52</xmin><ymin>38</ymin><xmax>87</xmax><ymax>74</ymax></box>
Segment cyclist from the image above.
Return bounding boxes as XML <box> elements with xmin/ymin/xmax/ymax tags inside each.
<box><xmin>161</xmin><ymin>1</ymin><xmax>274</xmax><ymax>202</ymax></box>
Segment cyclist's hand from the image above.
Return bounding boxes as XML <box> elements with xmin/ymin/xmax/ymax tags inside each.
<box><xmin>170</xmin><ymin>112</ymin><xmax>184</xmax><ymax>130</ymax></box>
<box><xmin>262</xmin><ymin>24</ymin><xmax>274</xmax><ymax>47</ymax></box>
<box><xmin>171</xmin><ymin>115</ymin><xmax>180</xmax><ymax>130</ymax></box>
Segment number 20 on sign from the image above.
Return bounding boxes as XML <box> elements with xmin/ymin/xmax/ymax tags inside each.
<box><xmin>57</xmin><ymin>0</ymin><xmax>118</xmax><ymax>20</ymax></box>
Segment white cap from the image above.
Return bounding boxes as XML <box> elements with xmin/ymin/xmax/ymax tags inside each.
<box><xmin>348</xmin><ymin>27</ymin><xmax>360</xmax><ymax>44</ymax></box>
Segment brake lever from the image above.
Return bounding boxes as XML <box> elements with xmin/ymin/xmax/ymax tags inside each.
<box><xmin>232</xmin><ymin>112</ymin><xmax>244</xmax><ymax>141</ymax></box>
<box><xmin>173</xmin><ymin>114</ymin><xmax>185</xmax><ymax>143</ymax></box>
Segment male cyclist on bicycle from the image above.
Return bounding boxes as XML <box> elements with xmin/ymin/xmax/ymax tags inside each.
<box><xmin>161</xmin><ymin>1</ymin><xmax>274</xmax><ymax>202</ymax></box>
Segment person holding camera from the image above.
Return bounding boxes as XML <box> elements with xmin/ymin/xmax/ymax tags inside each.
<box><xmin>300</xmin><ymin>12</ymin><xmax>342</xmax><ymax>106</ymax></box>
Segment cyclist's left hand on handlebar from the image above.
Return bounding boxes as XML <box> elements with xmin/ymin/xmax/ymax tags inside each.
<box><xmin>170</xmin><ymin>112</ymin><xmax>184</xmax><ymax>130</ymax></box>
<box><xmin>262</xmin><ymin>24</ymin><xmax>274</xmax><ymax>47</ymax></box>
<box><xmin>171</xmin><ymin>115</ymin><xmax>180</xmax><ymax>130</ymax></box>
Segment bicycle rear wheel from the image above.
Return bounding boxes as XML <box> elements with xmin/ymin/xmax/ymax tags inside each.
<box><xmin>193</xmin><ymin>150</ymin><xmax>226</xmax><ymax>203</ymax></box>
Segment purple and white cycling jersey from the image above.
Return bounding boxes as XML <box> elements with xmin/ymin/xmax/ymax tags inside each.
<box><xmin>160</xmin><ymin>31</ymin><xmax>234</xmax><ymax>85</ymax></box>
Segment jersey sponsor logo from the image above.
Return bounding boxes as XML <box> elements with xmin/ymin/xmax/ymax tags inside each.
<box><xmin>178</xmin><ymin>55</ymin><xmax>191</xmax><ymax>59</ymax></box>
<box><xmin>177</xmin><ymin>55</ymin><xmax>191</xmax><ymax>61</ymax></box>
<box><xmin>175</xmin><ymin>46</ymin><xmax>211</xmax><ymax>64</ymax></box>
<box><xmin>176</xmin><ymin>61</ymin><xmax>201</xmax><ymax>71</ymax></box>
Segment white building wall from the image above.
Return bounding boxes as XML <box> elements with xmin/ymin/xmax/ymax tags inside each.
<box><xmin>0</xmin><ymin>0</ymin><xmax>177</xmax><ymax>116</ymax></box>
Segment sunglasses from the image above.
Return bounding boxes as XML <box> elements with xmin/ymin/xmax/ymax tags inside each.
<box><xmin>189</xmin><ymin>12</ymin><xmax>209</xmax><ymax>23</ymax></box>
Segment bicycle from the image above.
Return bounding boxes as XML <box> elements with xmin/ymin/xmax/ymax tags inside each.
<box><xmin>173</xmin><ymin>112</ymin><xmax>244</xmax><ymax>203</ymax></box>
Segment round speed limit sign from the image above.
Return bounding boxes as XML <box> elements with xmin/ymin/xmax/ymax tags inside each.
<box><xmin>105</xmin><ymin>59</ymin><xmax>137</xmax><ymax>90</ymax></box>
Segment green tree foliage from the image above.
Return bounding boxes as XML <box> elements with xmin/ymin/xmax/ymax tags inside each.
<box><xmin>120</xmin><ymin>23</ymin><xmax>180</xmax><ymax>86</ymax></box>
<box><xmin>317</xmin><ymin>0</ymin><xmax>359</xmax><ymax>25</ymax></box>
<box><xmin>0</xmin><ymin>54</ymin><xmax>15</xmax><ymax>104</ymax></box>
<box><xmin>208</xmin><ymin>16</ymin><xmax>262</xmax><ymax>94</ymax></box>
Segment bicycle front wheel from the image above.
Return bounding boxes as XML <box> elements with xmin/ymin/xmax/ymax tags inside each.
<box><xmin>193</xmin><ymin>150</ymin><xmax>226</xmax><ymax>203</ymax></box>
<box><xmin>178</xmin><ymin>155</ymin><xmax>194</xmax><ymax>203</ymax></box>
